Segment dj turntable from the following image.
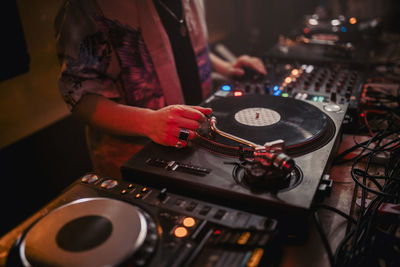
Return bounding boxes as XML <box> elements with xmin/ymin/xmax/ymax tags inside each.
<box><xmin>5</xmin><ymin>174</ymin><xmax>280</xmax><ymax>267</ymax></box>
<box><xmin>121</xmin><ymin>94</ymin><xmax>347</xmax><ymax>234</ymax></box>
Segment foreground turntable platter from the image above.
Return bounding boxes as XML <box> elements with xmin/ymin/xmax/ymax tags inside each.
<box><xmin>205</xmin><ymin>95</ymin><xmax>335</xmax><ymax>156</ymax></box>
<box><xmin>21</xmin><ymin>198</ymin><xmax>157</xmax><ymax>267</ymax></box>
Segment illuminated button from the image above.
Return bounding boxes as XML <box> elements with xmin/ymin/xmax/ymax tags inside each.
<box><xmin>100</xmin><ymin>179</ymin><xmax>118</xmax><ymax>189</ymax></box>
<box><xmin>183</xmin><ymin>217</ymin><xmax>196</xmax><ymax>228</ymax></box>
<box><xmin>237</xmin><ymin>231</ymin><xmax>251</xmax><ymax>245</ymax></box>
<box><xmin>284</xmin><ymin>77</ymin><xmax>292</xmax><ymax>84</ymax></box>
<box><xmin>121</xmin><ymin>189</ymin><xmax>127</xmax><ymax>195</ymax></box>
<box><xmin>282</xmin><ymin>93</ymin><xmax>289</xmax><ymax>97</ymax></box>
<box><xmin>81</xmin><ymin>174</ymin><xmax>99</xmax><ymax>184</ymax></box>
<box><xmin>291</xmin><ymin>69</ymin><xmax>299</xmax><ymax>76</ymax></box>
<box><xmin>221</xmin><ymin>84</ymin><xmax>232</xmax><ymax>91</ymax></box>
<box><xmin>247</xmin><ymin>248</ymin><xmax>264</xmax><ymax>267</ymax></box>
<box><xmin>128</xmin><ymin>184</ymin><xmax>134</xmax><ymax>189</ymax></box>
<box><xmin>135</xmin><ymin>193</ymin><xmax>142</xmax><ymax>199</ymax></box>
<box><xmin>349</xmin><ymin>17</ymin><xmax>357</xmax><ymax>24</ymax></box>
<box><xmin>141</xmin><ymin>187</ymin><xmax>149</xmax><ymax>193</ymax></box>
<box><xmin>174</xmin><ymin>227</ymin><xmax>188</xmax><ymax>238</ymax></box>
<box><xmin>233</xmin><ymin>91</ymin><xmax>243</xmax><ymax>97</ymax></box>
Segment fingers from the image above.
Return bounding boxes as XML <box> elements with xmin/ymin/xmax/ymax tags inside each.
<box><xmin>152</xmin><ymin>105</ymin><xmax>212</xmax><ymax>148</ymax></box>
<box><xmin>177</xmin><ymin>105</ymin><xmax>212</xmax><ymax>122</ymax></box>
<box><xmin>234</xmin><ymin>55</ymin><xmax>267</xmax><ymax>75</ymax></box>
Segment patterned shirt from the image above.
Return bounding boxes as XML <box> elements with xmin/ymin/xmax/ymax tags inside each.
<box><xmin>55</xmin><ymin>0</ymin><xmax>212</xmax><ymax>178</ymax></box>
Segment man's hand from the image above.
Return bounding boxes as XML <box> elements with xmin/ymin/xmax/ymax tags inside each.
<box><xmin>227</xmin><ymin>54</ymin><xmax>267</xmax><ymax>78</ymax></box>
<box><xmin>210</xmin><ymin>53</ymin><xmax>267</xmax><ymax>79</ymax></box>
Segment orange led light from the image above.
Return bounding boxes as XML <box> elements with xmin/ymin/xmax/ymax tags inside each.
<box><xmin>291</xmin><ymin>69</ymin><xmax>299</xmax><ymax>76</ymax></box>
<box><xmin>174</xmin><ymin>227</ymin><xmax>188</xmax><ymax>238</ymax></box>
<box><xmin>284</xmin><ymin>77</ymin><xmax>292</xmax><ymax>84</ymax></box>
<box><xmin>183</xmin><ymin>217</ymin><xmax>196</xmax><ymax>228</ymax></box>
<box><xmin>349</xmin><ymin>17</ymin><xmax>357</xmax><ymax>24</ymax></box>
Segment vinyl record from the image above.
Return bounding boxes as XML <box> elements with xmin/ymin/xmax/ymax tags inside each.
<box><xmin>204</xmin><ymin>95</ymin><xmax>335</xmax><ymax>156</ymax></box>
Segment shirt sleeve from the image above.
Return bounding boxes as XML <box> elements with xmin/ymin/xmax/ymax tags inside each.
<box><xmin>55</xmin><ymin>0</ymin><xmax>122</xmax><ymax>110</ymax></box>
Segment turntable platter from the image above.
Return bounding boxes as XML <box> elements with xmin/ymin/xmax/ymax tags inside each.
<box><xmin>205</xmin><ymin>95</ymin><xmax>335</xmax><ymax>155</ymax></box>
<box><xmin>21</xmin><ymin>198</ymin><xmax>154</xmax><ymax>267</ymax></box>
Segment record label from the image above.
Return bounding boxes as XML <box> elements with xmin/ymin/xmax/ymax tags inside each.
<box><xmin>234</xmin><ymin>108</ymin><xmax>281</xmax><ymax>127</ymax></box>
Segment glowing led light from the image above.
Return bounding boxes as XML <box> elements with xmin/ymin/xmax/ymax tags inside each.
<box><xmin>282</xmin><ymin>93</ymin><xmax>289</xmax><ymax>97</ymax></box>
<box><xmin>273</xmin><ymin>90</ymin><xmax>282</xmax><ymax>96</ymax></box>
<box><xmin>284</xmin><ymin>77</ymin><xmax>292</xmax><ymax>84</ymax></box>
<box><xmin>305</xmin><ymin>65</ymin><xmax>314</xmax><ymax>73</ymax></box>
<box><xmin>360</xmin><ymin>113</ymin><xmax>365</xmax><ymax>117</ymax></box>
<box><xmin>273</xmin><ymin>85</ymin><xmax>279</xmax><ymax>91</ymax></box>
<box><xmin>309</xmin><ymin>18</ymin><xmax>318</xmax><ymax>25</ymax></box>
<box><xmin>174</xmin><ymin>227</ymin><xmax>188</xmax><ymax>238</ymax></box>
<box><xmin>233</xmin><ymin>91</ymin><xmax>243</xmax><ymax>97</ymax></box>
<box><xmin>214</xmin><ymin>230</ymin><xmax>221</xmax><ymax>235</ymax></box>
<box><xmin>221</xmin><ymin>84</ymin><xmax>232</xmax><ymax>91</ymax></box>
<box><xmin>349</xmin><ymin>17</ymin><xmax>357</xmax><ymax>24</ymax></box>
<box><xmin>303</xmin><ymin>27</ymin><xmax>310</xmax><ymax>34</ymax></box>
<box><xmin>183</xmin><ymin>217</ymin><xmax>196</xmax><ymax>228</ymax></box>
<box><xmin>291</xmin><ymin>69</ymin><xmax>299</xmax><ymax>76</ymax></box>
<box><xmin>331</xmin><ymin>19</ymin><xmax>340</xmax><ymax>26</ymax></box>
<box><xmin>341</xmin><ymin>26</ymin><xmax>347</xmax><ymax>32</ymax></box>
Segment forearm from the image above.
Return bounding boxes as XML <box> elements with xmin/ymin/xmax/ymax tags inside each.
<box><xmin>72</xmin><ymin>94</ymin><xmax>153</xmax><ymax>138</ymax></box>
<box><xmin>210</xmin><ymin>52</ymin><xmax>233</xmax><ymax>77</ymax></box>
<box><xmin>72</xmin><ymin>94</ymin><xmax>212</xmax><ymax>147</ymax></box>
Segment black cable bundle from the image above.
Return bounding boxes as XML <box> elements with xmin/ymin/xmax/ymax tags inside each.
<box><xmin>313</xmin><ymin>86</ymin><xmax>400</xmax><ymax>267</ymax></box>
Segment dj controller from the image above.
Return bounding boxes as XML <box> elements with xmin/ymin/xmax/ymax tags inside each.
<box><xmin>6</xmin><ymin>174</ymin><xmax>281</xmax><ymax>267</ymax></box>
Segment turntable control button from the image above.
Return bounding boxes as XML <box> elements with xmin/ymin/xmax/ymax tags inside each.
<box><xmin>324</xmin><ymin>104</ymin><xmax>341</xmax><ymax>112</ymax></box>
<box><xmin>100</xmin><ymin>179</ymin><xmax>118</xmax><ymax>189</ymax></box>
<box><xmin>199</xmin><ymin>205</ymin><xmax>211</xmax><ymax>216</ymax></box>
<box><xmin>214</xmin><ymin>209</ymin><xmax>227</xmax><ymax>220</ymax></box>
<box><xmin>265</xmin><ymin>218</ymin><xmax>278</xmax><ymax>231</ymax></box>
<box><xmin>185</xmin><ymin>202</ymin><xmax>198</xmax><ymax>212</ymax></box>
<box><xmin>135</xmin><ymin>193</ymin><xmax>143</xmax><ymax>199</ymax></box>
<box><xmin>128</xmin><ymin>183</ymin><xmax>134</xmax><ymax>189</ymax></box>
<box><xmin>175</xmin><ymin>198</ymin><xmax>185</xmax><ymax>206</ymax></box>
<box><xmin>121</xmin><ymin>189</ymin><xmax>127</xmax><ymax>195</ymax></box>
<box><xmin>157</xmin><ymin>188</ymin><xmax>168</xmax><ymax>201</ymax></box>
<box><xmin>81</xmin><ymin>174</ymin><xmax>99</xmax><ymax>183</ymax></box>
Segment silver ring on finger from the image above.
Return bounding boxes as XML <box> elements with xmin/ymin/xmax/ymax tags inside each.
<box><xmin>178</xmin><ymin>128</ymin><xmax>190</xmax><ymax>142</ymax></box>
